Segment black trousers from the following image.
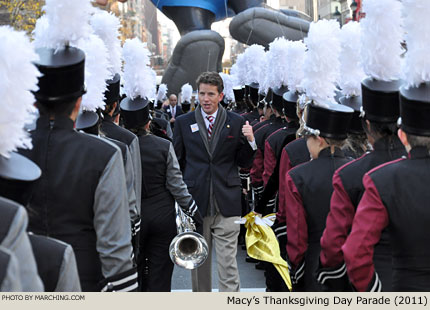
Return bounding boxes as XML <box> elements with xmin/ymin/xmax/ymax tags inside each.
<box><xmin>138</xmin><ymin>198</ymin><xmax>177</xmax><ymax>292</ymax></box>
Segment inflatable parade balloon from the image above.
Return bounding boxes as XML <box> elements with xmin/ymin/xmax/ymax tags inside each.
<box><xmin>96</xmin><ymin>0</ymin><xmax>311</xmax><ymax>95</ymax></box>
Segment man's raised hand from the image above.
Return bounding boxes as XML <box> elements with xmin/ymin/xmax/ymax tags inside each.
<box><xmin>242</xmin><ymin>121</ymin><xmax>254</xmax><ymax>142</ymax></box>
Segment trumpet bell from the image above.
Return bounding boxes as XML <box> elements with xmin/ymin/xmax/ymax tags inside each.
<box><xmin>169</xmin><ymin>231</ymin><xmax>209</xmax><ymax>270</ymax></box>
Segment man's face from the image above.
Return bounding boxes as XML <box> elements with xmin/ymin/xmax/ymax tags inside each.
<box><xmin>198</xmin><ymin>83</ymin><xmax>223</xmax><ymax>115</ymax></box>
<box><xmin>169</xmin><ymin>95</ymin><xmax>177</xmax><ymax>107</ymax></box>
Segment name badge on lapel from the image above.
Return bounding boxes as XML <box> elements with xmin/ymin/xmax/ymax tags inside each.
<box><xmin>190</xmin><ymin>123</ymin><xmax>199</xmax><ymax>133</ymax></box>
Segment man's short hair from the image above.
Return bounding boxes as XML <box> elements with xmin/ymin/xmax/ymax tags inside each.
<box><xmin>102</xmin><ymin>101</ymin><xmax>117</xmax><ymax>116</ymax></box>
<box><xmin>35</xmin><ymin>98</ymin><xmax>78</xmax><ymax>117</ymax></box>
<box><xmin>406</xmin><ymin>133</ymin><xmax>430</xmax><ymax>150</ymax></box>
<box><xmin>362</xmin><ymin>119</ymin><xmax>398</xmax><ymax>138</ymax></box>
<box><xmin>196</xmin><ymin>72</ymin><xmax>224</xmax><ymax>94</ymax></box>
<box><xmin>325</xmin><ymin>137</ymin><xmax>347</xmax><ymax>147</ymax></box>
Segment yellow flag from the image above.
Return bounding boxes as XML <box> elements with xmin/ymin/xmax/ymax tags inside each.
<box><xmin>243</xmin><ymin>212</ymin><xmax>292</xmax><ymax>291</ymax></box>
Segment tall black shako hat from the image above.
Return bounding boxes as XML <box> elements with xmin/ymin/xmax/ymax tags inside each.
<box><xmin>34</xmin><ymin>46</ymin><xmax>86</xmax><ymax>104</ymax></box>
<box><xmin>233</xmin><ymin>86</ymin><xmax>245</xmax><ymax>102</ymax></box>
<box><xmin>75</xmin><ymin>110</ymin><xmax>99</xmax><ymax>132</ymax></box>
<box><xmin>399</xmin><ymin>84</ymin><xmax>430</xmax><ymax>136</ymax></box>
<box><xmin>339</xmin><ymin>95</ymin><xmax>364</xmax><ymax>134</ymax></box>
<box><xmin>271</xmin><ymin>85</ymin><xmax>289</xmax><ymax>113</ymax></box>
<box><xmin>282</xmin><ymin>91</ymin><xmax>299</xmax><ymax>120</ymax></box>
<box><xmin>259</xmin><ymin>91</ymin><xmax>269</xmax><ymax>110</ymax></box>
<box><xmin>361</xmin><ymin>78</ymin><xmax>402</xmax><ymax>123</ymax></box>
<box><xmin>304</xmin><ymin>103</ymin><xmax>354</xmax><ymax>140</ymax></box>
<box><xmin>248</xmin><ymin>82</ymin><xmax>259</xmax><ymax>105</ymax></box>
<box><xmin>104</xmin><ymin>73</ymin><xmax>121</xmax><ymax>106</ymax></box>
<box><xmin>120</xmin><ymin>97</ymin><xmax>151</xmax><ymax>130</ymax></box>
<box><xmin>0</xmin><ymin>151</ymin><xmax>41</xmax><ymax>206</ymax></box>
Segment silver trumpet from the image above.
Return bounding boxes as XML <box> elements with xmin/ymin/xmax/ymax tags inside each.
<box><xmin>169</xmin><ymin>202</ymin><xmax>209</xmax><ymax>269</ymax></box>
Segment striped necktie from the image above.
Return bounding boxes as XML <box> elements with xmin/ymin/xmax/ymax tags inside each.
<box><xmin>206</xmin><ymin>115</ymin><xmax>214</xmax><ymax>139</ymax></box>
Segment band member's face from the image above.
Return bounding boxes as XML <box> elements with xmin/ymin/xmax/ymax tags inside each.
<box><xmin>198</xmin><ymin>83</ymin><xmax>223</xmax><ymax>115</ymax></box>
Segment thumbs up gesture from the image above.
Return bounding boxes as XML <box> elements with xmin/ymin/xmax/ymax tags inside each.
<box><xmin>242</xmin><ymin>121</ymin><xmax>254</xmax><ymax>142</ymax></box>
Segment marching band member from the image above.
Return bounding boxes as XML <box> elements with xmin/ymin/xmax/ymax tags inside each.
<box><xmin>318</xmin><ymin>3</ymin><xmax>405</xmax><ymax>290</ymax></box>
<box><xmin>284</xmin><ymin>20</ymin><xmax>353</xmax><ymax>292</ymax></box>
<box><xmin>343</xmin><ymin>0</ymin><xmax>430</xmax><ymax>292</ymax></box>
<box><xmin>120</xmin><ymin>38</ymin><xmax>202</xmax><ymax>291</ymax></box>
<box><xmin>21</xmin><ymin>0</ymin><xmax>137</xmax><ymax>292</ymax></box>
<box><xmin>0</xmin><ymin>26</ymin><xmax>45</xmax><ymax>292</ymax></box>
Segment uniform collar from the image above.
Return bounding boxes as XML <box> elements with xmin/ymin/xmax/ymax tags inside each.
<box><xmin>102</xmin><ymin>114</ymin><xmax>114</xmax><ymax>123</ymax></box>
<box><xmin>373</xmin><ymin>135</ymin><xmax>404</xmax><ymax>152</ymax></box>
<box><xmin>409</xmin><ymin>146</ymin><xmax>430</xmax><ymax>159</ymax></box>
<box><xmin>318</xmin><ymin>147</ymin><xmax>344</xmax><ymax>158</ymax></box>
<box><xmin>273</xmin><ymin>116</ymin><xmax>287</xmax><ymax>124</ymax></box>
<box><xmin>37</xmin><ymin>115</ymin><xmax>75</xmax><ymax>130</ymax></box>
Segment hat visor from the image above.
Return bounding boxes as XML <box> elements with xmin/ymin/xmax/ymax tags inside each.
<box><xmin>0</xmin><ymin>152</ymin><xmax>41</xmax><ymax>182</ymax></box>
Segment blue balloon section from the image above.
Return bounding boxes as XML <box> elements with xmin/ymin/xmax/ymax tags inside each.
<box><xmin>150</xmin><ymin>0</ymin><xmax>229</xmax><ymax>21</ymax></box>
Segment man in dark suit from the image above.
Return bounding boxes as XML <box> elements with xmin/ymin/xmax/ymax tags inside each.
<box><xmin>165</xmin><ymin>94</ymin><xmax>183</xmax><ymax>129</ymax></box>
<box><xmin>173</xmin><ymin>71</ymin><xmax>256</xmax><ymax>292</ymax></box>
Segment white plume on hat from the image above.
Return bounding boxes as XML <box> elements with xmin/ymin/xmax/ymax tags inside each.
<box><xmin>78</xmin><ymin>34</ymin><xmax>112</xmax><ymax>111</ymax></box>
<box><xmin>33</xmin><ymin>0</ymin><xmax>93</xmax><ymax>49</ymax></box>
<box><xmin>32</xmin><ymin>15</ymin><xmax>49</xmax><ymax>48</ymax></box>
<box><xmin>180</xmin><ymin>83</ymin><xmax>193</xmax><ymax>103</ymax></box>
<box><xmin>361</xmin><ymin>0</ymin><xmax>403</xmax><ymax>81</ymax></box>
<box><xmin>402</xmin><ymin>0</ymin><xmax>430</xmax><ymax>88</ymax></box>
<box><xmin>156</xmin><ymin>83</ymin><xmax>168</xmax><ymax>102</ymax></box>
<box><xmin>286</xmin><ymin>40</ymin><xmax>306</xmax><ymax>93</ymax></box>
<box><xmin>265</xmin><ymin>37</ymin><xmax>289</xmax><ymax>90</ymax></box>
<box><xmin>301</xmin><ymin>19</ymin><xmax>341</xmax><ymax>107</ymax></box>
<box><xmin>0</xmin><ymin>26</ymin><xmax>41</xmax><ymax>158</ymax></box>
<box><xmin>339</xmin><ymin>22</ymin><xmax>366</xmax><ymax>97</ymax></box>
<box><xmin>122</xmin><ymin>38</ymin><xmax>156</xmax><ymax>100</ymax></box>
<box><xmin>219</xmin><ymin>73</ymin><xmax>234</xmax><ymax>101</ymax></box>
<box><xmin>90</xmin><ymin>9</ymin><xmax>122</xmax><ymax>76</ymax></box>
<box><xmin>230</xmin><ymin>53</ymin><xmax>246</xmax><ymax>87</ymax></box>
<box><xmin>243</xmin><ymin>45</ymin><xmax>267</xmax><ymax>90</ymax></box>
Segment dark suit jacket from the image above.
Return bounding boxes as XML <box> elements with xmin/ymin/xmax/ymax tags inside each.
<box><xmin>173</xmin><ymin>106</ymin><xmax>255</xmax><ymax>217</ymax></box>
<box><xmin>164</xmin><ymin>105</ymin><xmax>183</xmax><ymax>119</ymax></box>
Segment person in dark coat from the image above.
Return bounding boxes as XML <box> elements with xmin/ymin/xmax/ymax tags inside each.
<box><xmin>173</xmin><ymin>72</ymin><xmax>256</xmax><ymax>291</ymax></box>
<box><xmin>164</xmin><ymin>94</ymin><xmax>184</xmax><ymax>129</ymax></box>
<box><xmin>21</xmin><ymin>46</ymin><xmax>136</xmax><ymax>292</ymax></box>
<box><xmin>121</xmin><ymin>95</ymin><xmax>202</xmax><ymax>292</ymax></box>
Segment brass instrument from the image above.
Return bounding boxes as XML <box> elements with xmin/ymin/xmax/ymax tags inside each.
<box><xmin>169</xmin><ymin>202</ymin><xmax>208</xmax><ymax>269</ymax></box>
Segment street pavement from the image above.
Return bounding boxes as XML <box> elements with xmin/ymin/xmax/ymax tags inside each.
<box><xmin>171</xmin><ymin>241</ymin><xmax>266</xmax><ymax>292</ymax></box>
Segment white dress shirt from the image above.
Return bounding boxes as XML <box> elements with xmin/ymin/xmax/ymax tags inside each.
<box><xmin>171</xmin><ymin>105</ymin><xmax>176</xmax><ymax>118</ymax></box>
